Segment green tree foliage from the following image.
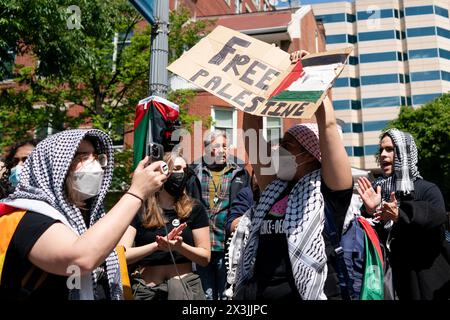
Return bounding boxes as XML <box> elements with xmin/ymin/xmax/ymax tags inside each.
<box><xmin>386</xmin><ymin>94</ymin><xmax>450</xmax><ymax>210</ymax></box>
<box><xmin>0</xmin><ymin>1</ymin><xmax>212</xmax><ymax>190</ymax></box>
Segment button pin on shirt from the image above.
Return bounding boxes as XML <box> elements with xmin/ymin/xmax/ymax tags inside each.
<box><xmin>172</xmin><ymin>219</ymin><xmax>180</xmax><ymax>227</ymax></box>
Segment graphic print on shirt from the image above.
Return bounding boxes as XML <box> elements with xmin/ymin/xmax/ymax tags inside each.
<box><xmin>260</xmin><ymin>195</ymin><xmax>288</xmax><ymax>235</ymax></box>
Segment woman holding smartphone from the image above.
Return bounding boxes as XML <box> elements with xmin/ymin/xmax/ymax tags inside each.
<box><xmin>119</xmin><ymin>148</ymin><xmax>211</xmax><ymax>300</ymax></box>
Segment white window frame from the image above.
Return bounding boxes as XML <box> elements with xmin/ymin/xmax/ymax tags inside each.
<box><xmin>112</xmin><ymin>31</ymin><xmax>133</xmax><ymax>72</ymax></box>
<box><xmin>235</xmin><ymin>0</ymin><xmax>241</xmax><ymax>14</ymax></box>
<box><xmin>211</xmin><ymin>106</ymin><xmax>237</xmax><ymax>148</ymax></box>
<box><xmin>263</xmin><ymin>116</ymin><xmax>283</xmax><ymax>143</ymax></box>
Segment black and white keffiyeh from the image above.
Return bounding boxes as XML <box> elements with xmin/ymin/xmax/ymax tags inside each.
<box><xmin>373</xmin><ymin>128</ymin><xmax>422</xmax><ymax>202</ymax></box>
<box><xmin>235</xmin><ymin>169</ymin><xmax>328</xmax><ymax>300</ymax></box>
<box><xmin>2</xmin><ymin>129</ymin><xmax>122</xmax><ymax>300</ymax></box>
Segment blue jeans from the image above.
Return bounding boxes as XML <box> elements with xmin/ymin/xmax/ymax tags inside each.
<box><xmin>197</xmin><ymin>251</ymin><xmax>227</xmax><ymax>300</ymax></box>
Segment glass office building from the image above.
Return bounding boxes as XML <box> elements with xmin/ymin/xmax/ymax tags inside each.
<box><xmin>312</xmin><ymin>0</ymin><xmax>450</xmax><ymax>170</ymax></box>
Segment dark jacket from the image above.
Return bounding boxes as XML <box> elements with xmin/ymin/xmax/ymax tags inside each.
<box><xmin>186</xmin><ymin>156</ymin><xmax>250</xmax><ymax>216</ymax></box>
<box><xmin>226</xmin><ymin>186</ymin><xmax>254</xmax><ymax>235</ymax></box>
<box><xmin>388</xmin><ymin>179</ymin><xmax>450</xmax><ymax>300</ymax></box>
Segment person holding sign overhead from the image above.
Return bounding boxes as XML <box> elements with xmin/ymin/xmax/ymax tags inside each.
<box><xmin>233</xmin><ymin>51</ymin><xmax>354</xmax><ymax>300</ymax></box>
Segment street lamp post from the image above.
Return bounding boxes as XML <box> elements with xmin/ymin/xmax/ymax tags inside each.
<box><xmin>149</xmin><ymin>0</ymin><xmax>169</xmax><ymax>98</ymax></box>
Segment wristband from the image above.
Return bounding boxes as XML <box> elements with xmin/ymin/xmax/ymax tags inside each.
<box><xmin>125</xmin><ymin>191</ymin><xmax>144</xmax><ymax>205</ymax></box>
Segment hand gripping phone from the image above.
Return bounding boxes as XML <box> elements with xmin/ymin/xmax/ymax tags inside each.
<box><xmin>147</xmin><ymin>142</ymin><xmax>168</xmax><ymax>175</ymax></box>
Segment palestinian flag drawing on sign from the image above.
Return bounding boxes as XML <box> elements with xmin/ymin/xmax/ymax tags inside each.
<box><xmin>133</xmin><ymin>96</ymin><xmax>180</xmax><ymax>169</ymax></box>
<box><xmin>268</xmin><ymin>47</ymin><xmax>353</xmax><ymax>106</ymax></box>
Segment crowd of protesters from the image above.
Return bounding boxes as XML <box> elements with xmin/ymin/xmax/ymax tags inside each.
<box><xmin>0</xmin><ymin>51</ymin><xmax>449</xmax><ymax>301</ymax></box>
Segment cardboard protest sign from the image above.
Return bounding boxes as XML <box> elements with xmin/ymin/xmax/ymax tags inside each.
<box><xmin>167</xmin><ymin>25</ymin><xmax>352</xmax><ymax>119</ymax></box>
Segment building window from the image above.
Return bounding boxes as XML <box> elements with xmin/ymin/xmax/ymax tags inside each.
<box><xmin>410</xmin><ymin>70</ymin><xmax>441</xmax><ymax>82</ymax></box>
<box><xmin>363</xmin><ymin>120</ymin><xmax>389</xmax><ymax>132</ymax></box>
<box><xmin>357</xmin><ymin>9</ymin><xmax>394</xmax><ymax>20</ymax></box>
<box><xmin>263</xmin><ymin>116</ymin><xmax>282</xmax><ymax>144</ymax></box>
<box><xmin>111</xmin><ymin>123</ymin><xmax>125</xmax><ymax>149</ymax></box>
<box><xmin>325</xmin><ymin>34</ymin><xmax>348</xmax><ymax>44</ymax></box>
<box><xmin>211</xmin><ymin>107</ymin><xmax>237</xmax><ymax>147</ymax></box>
<box><xmin>235</xmin><ymin>0</ymin><xmax>241</xmax><ymax>14</ymax></box>
<box><xmin>349</xmin><ymin>56</ymin><xmax>359</xmax><ymax>65</ymax></box>
<box><xmin>409</xmin><ymin>48</ymin><xmax>438</xmax><ymax>59</ymax></box>
<box><xmin>439</xmin><ymin>48</ymin><xmax>450</xmax><ymax>60</ymax></box>
<box><xmin>441</xmin><ymin>71</ymin><xmax>450</xmax><ymax>82</ymax></box>
<box><xmin>364</xmin><ymin>145</ymin><xmax>379</xmax><ymax>156</ymax></box>
<box><xmin>360</xmin><ymin>51</ymin><xmax>397</xmax><ymax>63</ymax></box>
<box><xmin>358</xmin><ymin>30</ymin><xmax>396</xmax><ymax>41</ymax></box>
<box><xmin>345</xmin><ymin>146</ymin><xmax>353</xmax><ymax>156</ymax></box>
<box><xmin>347</xmin><ymin>35</ymin><xmax>357</xmax><ymax>43</ymax></box>
<box><xmin>437</xmin><ymin>27</ymin><xmax>450</xmax><ymax>39</ymax></box>
<box><xmin>405</xmin><ymin>6</ymin><xmax>434</xmax><ymax>16</ymax></box>
<box><xmin>361</xmin><ymin>74</ymin><xmax>399</xmax><ymax>86</ymax></box>
<box><xmin>362</xmin><ymin>96</ymin><xmax>400</xmax><ymax>108</ymax></box>
<box><xmin>316</xmin><ymin>13</ymin><xmax>346</xmax><ymax>23</ymax></box>
<box><xmin>333</xmin><ymin>100</ymin><xmax>361</xmax><ymax>110</ymax></box>
<box><xmin>435</xmin><ymin>6</ymin><xmax>449</xmax><ymax>18</ymax></box>
<box><xmin>0</xmin><ymin>49</ymin><xmax>15</xmax><ymax>81</ymax></box>
<box><xmin>352</xmin><ymin>123</ymin><xmax>362</xmax><ymax>133</ymax></box>
<box><xmin>412</xmin><ymin>93</ymin><xmax>442</xmax><ymax>105</ymax></box>
<box><xmin>352</xmin><ymin>100</ymin><xmax>361</xmax><ymax>110</ymax></box>
<box><xmin>112</xmin><ymin>31</ymin><xmax>133</xmax><ymax>71</ymax></box>
<box><xmin>346</xmin><ymin>13</ymin><xmax>356</xmax><ymax>22</ymax></box>
<box><xmin>333</xmin><ymin>100</ymin><xmax>351</xmax><ymax>110</ymax></box>
<box><xmin>335</xmin><ymin>77</ymin><xmax>359</xmax><ymax>87</ymax></box>
<box><xmin>407</xmin><ymin>27</ymin><xmax>436</xmax><ymax>38</ymax></box>
<box><xmin>353</xmin><ymin>146</ymin><xmax>364</xmax><ymax>157</ymax></box>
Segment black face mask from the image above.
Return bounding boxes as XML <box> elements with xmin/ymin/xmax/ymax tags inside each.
<box><xmin>164</xmin><ymin>172</ymin><xmax>188</xmax><ymax>198</ymax></box>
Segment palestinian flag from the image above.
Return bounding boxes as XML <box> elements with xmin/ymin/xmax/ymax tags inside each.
<box><xmin>133</xmin><ymin>96</ymin><xmax>179</xmax><ymax>169</ymax></box>
<box><xmin>269</xmin><ymin>49</ymin><xmax>351</xmax><ymax>103</ymax></box>
<box><xmin>358</xmin><ymin>217</ymin><xmax>384</xmax><ymax>300</ymax></box>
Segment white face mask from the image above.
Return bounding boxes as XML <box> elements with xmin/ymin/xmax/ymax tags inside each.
<box><xmin>271</xmin><ymin>147</ymin><xmax>309</xmax><ymax>181</ymax></box>
<box><xmin>72</xmin><ymin>159</ymin><xmax>104</xmax><ymax>200</ymax></box>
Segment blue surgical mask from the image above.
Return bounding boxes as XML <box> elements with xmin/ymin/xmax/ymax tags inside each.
<box><xmin>9</xmin><ymin>165</ymin><xmax>24</xmax><ymax>187</ymax></box>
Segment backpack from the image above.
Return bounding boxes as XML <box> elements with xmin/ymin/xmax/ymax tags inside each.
<box><xmin>324</xmin><ymin>205</ymin><xmax>384</xmax><ymax>300</ymax></box>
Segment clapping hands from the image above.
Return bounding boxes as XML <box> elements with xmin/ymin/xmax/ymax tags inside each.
<box><xmin>155</xmin><ymin>222</ymin><xmax>187</xmax><ymax>251</ymax></box>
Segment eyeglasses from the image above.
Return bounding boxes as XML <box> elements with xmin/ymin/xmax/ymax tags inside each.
<box><xmin>73</xmin><ymin>152</ymin><xmax>108</xmax><ymax>167</ymax></box>
<box><xmin>13</xmin><ymin>156</ymin><xmax>28</xmax><ymax>166</ymax></box>
<box><xmin>211</xmin><ymin>144</ymin><xmax>228</xmax><ymax>151</ymax></box>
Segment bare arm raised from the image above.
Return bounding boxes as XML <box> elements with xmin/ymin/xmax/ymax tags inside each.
<box><xmin>315</xmin><ymin>95</ymin><xmax>353</xmax><ymax>191</ymax></box>
<box><xmin>28</xmin><ymin>158</ymin><xmax>167</xmax><ymax>276</ymax></box>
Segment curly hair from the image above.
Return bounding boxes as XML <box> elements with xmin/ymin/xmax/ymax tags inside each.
<box><xmin>0</xmin><ymin>139</ymin><xmax>40</xmax><ymax>199</ymax></box>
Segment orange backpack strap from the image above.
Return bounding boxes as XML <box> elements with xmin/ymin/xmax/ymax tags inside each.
<box><xmin>116</xmin><ymin>245</ymin><xmax>133</xmax><ymax>300</ymax></box>
<box><xmin>0</xmin><ymin>210</ymin><xmax>27</xmax><ymax>285</ymax></box>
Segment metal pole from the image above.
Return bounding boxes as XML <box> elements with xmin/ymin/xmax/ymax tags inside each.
<box><xmin>147</xmin><ymin>0</ymin><xmax>169</xmax><ymax>152</ymax></box>
<box><xmin>148</xmin><ymin>0</ymin><xmax>169</xmax><ymax>98</ymax></box>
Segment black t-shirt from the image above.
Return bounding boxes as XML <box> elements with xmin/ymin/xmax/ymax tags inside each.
<box><xmin>130</xmin><ymin>202</ymin><xmax>209</xmax><ymax>266</ymax></box>
<box><xmin>0</xmin><ymin>211</ymin><xmax>68</xmax><ymax>300</ymax></box>
<box><xmin>254</xmin><ymin>179</ymin><xmax>353</xmax><ymax>300</ymax></box>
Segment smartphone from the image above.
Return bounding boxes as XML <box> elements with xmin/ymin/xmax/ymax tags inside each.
<box><xmin>147</xmin><ymin>142</ymin><xmax>164</xmax><ymax>162</ymax></box>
